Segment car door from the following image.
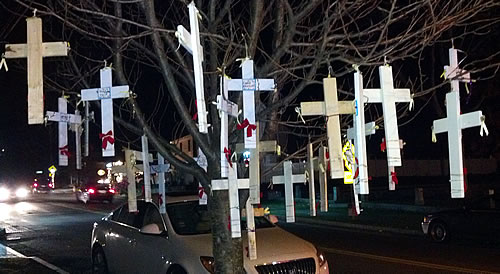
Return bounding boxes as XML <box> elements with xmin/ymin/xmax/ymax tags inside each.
<box><xmin>107</xmin><ymin>202</ymin><xmax>146</xmax><ymax>274</ymax></box>
<box><xmin>128</xmin><ymin>203</ymin><xmax>170</xmax><ymax>274</ymax></box>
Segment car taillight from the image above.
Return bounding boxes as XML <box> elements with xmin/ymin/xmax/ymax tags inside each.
<box><xmin>48</xmin><ymin>183</ymin><xmax>53</xmax><ymax>188</ymax></box>
<box><xmin>33</xmin><ymin>183</ymin><xmax>38</xmax><ymax>188</ymax></box>
<box><xmin>109</xmin><ymin>188</ymin><xmax>116</xmax><ymax>194</ymax></box>
<box><xmin>88</xmin><ymin>188</ymin><xmax>95</xmax><ymax>194</ymax></box>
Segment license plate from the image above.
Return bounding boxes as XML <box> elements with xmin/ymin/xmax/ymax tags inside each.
<box><xmin>98</xmin><ymin>190</ymin><xmax>107</xmax><ymax>194</ymax></box>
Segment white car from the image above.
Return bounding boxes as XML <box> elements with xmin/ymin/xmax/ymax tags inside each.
<box><xmin>91</xmin><ymin>195</ymin><xmax>329</xmax><ymax>273</ymax></box>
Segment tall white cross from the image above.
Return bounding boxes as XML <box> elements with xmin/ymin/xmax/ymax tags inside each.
<box><xmin>306</xmin><ymin>143</ymin><xmax>317</xmax><ymax>217</ymax></box>
<box><xmin>141</xmin><ymin>135</ymin><xmax>152</xmax><ymax>202</ymax></box>
<box><xmin>364</xmin><ymin>65</ymin><xmax>412</xmax><ymax>167</ymax></box>
<box><xmin>217</xmin><ymin>76</ymin><xmax>239</xmax><ymax>178</ymax></box>
<box><xmin>46</xmin><ymin>97</ymin><xmax>81</xmax><ymax>167</ymax></box>
<box><xmin>81</xmin><ymin>67</ymin><xmax>129</xmax><ymax>157</ymax></box>
<box><xmin>227</xmin><ymin>59</ymin><xmax>275</xmax><ymax>148</ymax></box>
<box><xmin>176</xmin><ymin>2</ymin><xmax>208</xmax><ymax>133</ymax></box>
<box><xmin>272</xmin><ymin>161</ymin><xmax>307</xmax><ymax>223</ymax></box>
<box><xmin>5</xmin><ymin>16</ymin><xmax>69</xmax><ymax>124</ymax></box>
<box><xmin>346</xmin><ymin>121</ymin><xmax>377</xmax><ymax>194</ymax></box>
<box><xmin>235</xmin><ymin>124</ymin><xmax>280</xmax><ymax>204</ymax></box>
<box><xmin>71</xmin><ymin>110</ymin><xmax>83</xmax><ymax>170</ymax></box>
<box><xmin>123</xmin><ymin>148</ymin><xmax>153</xmax><ymax>212</ymax></box>
<box><xmin>432</xmin><ymin>48</ymin><xmax>487</xmax><ymax>198</ymax></box>
<box><xmin>151</xmin><ymin>153</ymin><xmax>170</xmax><ymax>214</ymax></box>
<box><xmin>300</xmin><ymin>77</ymin><xmax>355</xmax><ymax>179</ymax></box>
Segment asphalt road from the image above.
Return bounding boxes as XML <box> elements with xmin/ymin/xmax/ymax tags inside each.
<box><xmin>1</xmin><ymin>192</ymin><xmax>500</xmax><ymax>273</ymax></box>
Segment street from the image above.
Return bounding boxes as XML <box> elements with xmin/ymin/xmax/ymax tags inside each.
<box><xmin>1</xmin><ymin>192</ymin><xmax>500</xmax><ymax>273</ymax></box>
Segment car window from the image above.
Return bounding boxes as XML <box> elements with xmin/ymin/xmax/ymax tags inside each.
<box><xmin>115</xmin><ymin>202</ymin><xmax>147</xmax><ymax>229</ymax></box>
<box><xmin>141</xmin><ymin>203</ymin><xmax>166</xmax><ymax>231</ymax></box>
<box><xmin>167</xmin><ymin>201</ymin><xmax>211</xmax><ymax>235</ymax></box>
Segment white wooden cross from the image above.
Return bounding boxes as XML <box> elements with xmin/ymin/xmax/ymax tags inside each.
<box><xmin>123</xmin><ymin>148</ymin><xmax>153</xmax><ymax>212</ymax></box>
<box><xmin>5</xmin><ymin>16</ymin><xmax>70</xmax><ymax>124</ymax></box>
<box><xmin>432</xmin><ymin>48</ymin><xmax>487</xmax><ymax>198</ymax></box>
<box><xmin>46</xmin><ymin>97</ymin><xmax>81</xmax><ymax>167</ymax></box>
<box><xmin>235</xmin><ymin>123</ymin><xmax>280</xmax><ymax>204</ymax></box>
<box><xmin>81</xmin><ymin>67</ymin><xmax>129</xmax><ymax>157</ymax></box>
<box><xmin>306</xmin><ymin>143</ymin><xmax>317</xmax><ymax>217</ymax></box>
<box><xmin>346</xmin><ymin>113</ymin><xmax>377</xmax><ymax>195</ymax></box>
<box><xmin>364</xmin><ymin>65</ymin><xmax>412</xmax><ymax>167</ymax></box>
<box><xmin>176</xmin><ymin>2</ymin><xmax>208</xmax><ymax>133</ymax></box>
<box><xmin>227</xmin><ymin>59</ymin><xmax>275</xmax><ymax>148</ymax></box>
<box><xmin>217</xmin><ymin>76</ymin><xmax>239</xmax><ymax>178</ymax></box>
<box><xmin>272</xmin><ymin>161</ymin><xmax>307</xmax><ymax>223</ymax></box>
<box><xmin>151</xmin><ymin>153</ymin><xmax>170</xmax><ymax>214</ymax></box>
<box><xmin>71</xmin><ymin>110</ymin><xmax>83</xmax><ymax>170</ymax></box>
<box><xmin>300</xmin><ymin>77</ymin><xmax>355</xmax><ymax>179</ymax></box>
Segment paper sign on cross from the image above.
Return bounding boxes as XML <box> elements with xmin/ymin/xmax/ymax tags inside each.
<box><xmin>46</xmin><ymin>97</ymin><xmax>81</xmax><ymax>167</ymax></box>
<box><xmin>176</xmin><ymin>2</ymin><xmax>208</xmax><ymax>133</ymax></box>
<box><xmin>235</xmin><ymin>123</ymin><xmax>280</xmax><ymax>204</ymax></box>
<box><xmin>272</xmin><ymin>161</ymin><xmax>307</xmax><ymax>223</ymax></box>
<box><xmin>5</xmin><ymin>16</ymin><xmax>69</xmax><ymax>124</ymax></box>
<box><xmin>432</xmin><ymin>48</ymin><xmax>487</xmax><ymax>198</ymax></box>
<box><xmin>364</xmin><ymin>65</ymin><xmax>412</xmax><ymax>167</ymax></box>
<box><xmin>227</xmin><ymin>59</ymin><xmax>275</xmax><ymax>148</ymax></box>
<box><xmin>300</xmin><ymin>77</ymin><xmax>355</xmax><ymax>179</ymax></box>
<box><xmin>81</xmin><ymin>67</ymin><xmax>129</xmax><ymax>157</ymax></box>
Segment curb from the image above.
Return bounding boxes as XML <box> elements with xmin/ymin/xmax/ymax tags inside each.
<box><xmin>278</xmin><ymin>215</ymin><xmax>422</xmax><ymax>236</ymax></box>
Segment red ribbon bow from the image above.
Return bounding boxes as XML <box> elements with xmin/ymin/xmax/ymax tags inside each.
<box><xmin>224</xmin><ymin>147</ymin><xmax>233</xmax><ymax>167</ymax></box>
<box><xmin>237</xmin><ymin>118</ymin><xmax>257</xmax><ymax>137</ymax></box>
<box><xmin>391</xmin><ymin>171</ymin><xmax>398</xmax><ymax>185</ymax></box>
<box><xmin>158</xmin><ymin>194</ymin><xmax>164</xmax><ymax>206</ymax></box>
<box><xmin>99</xmin><ymin>130</ymin><xmax>115</xmax><ymax>149</ymax></box>
<box><xmin>198</xmin><ymin>186</ymin><xmax>205</xmax><ymax>199</ymax></box>
<box><xmin>380</xmin><ymin>138</ymin><xmax>386</xmax><ymax>152</ymax></box>
<box><xmin>59</xmin><ymin>145</ymin><xmax>70</xmax><ymax>157</ymax></box>
<box><xmin>192</xmin><ymin>101</ymin><xmax>198</xmax><ymax>121</ymax></box>
<box><xmin>325</xmin><ymin>151</ymin><xmax>331</xmax><ymax>171</ymax></box>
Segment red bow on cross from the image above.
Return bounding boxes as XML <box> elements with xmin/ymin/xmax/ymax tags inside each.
<box><xmin>59</xmin><ymin>145</ymin><xmax>70</xmax><ymax>157</ymax></box>
<box><xmin>391</xmin><ymin>171</ymin><xmax>398</xmax><ymax>185</ymax></box>
<box><xmin>158</xmin><ymin>194</ymin><xmax>164</xmax><ymax>206</ymax></box>
<box><xmin>380</xmin><ymin>138</ymin><xmax>386</xmax><ymax>152</ymax></box>
<box><xmin>192</xmin><ymin>101</ymin><xmax>198</xmax><ymax>121</ymax></box>
<box><xmin>237</xmin><ymin>118</ymin><xmax>257</xmax><ymax>137</ymax></box>
<box><xmin>463</xmin><ymin>167</ymin><xmax>468</xmax><ymax>193</ymax></box>
<box><xmin>99</xmin><ymin>130</ymin><xmax>115</xmax><ymax>149</ymax></box>
<box><xmin>198</xmin><ymin>185</ymin><xmax>205</xmax><ymax>199</ymax></box>
<box><xmin>224</xmin><ymin>147</ymin><xmax>233</xmax><ymax>167</ymax></box>
<box><xmin>325</xmin><ymin>151</ymin><xmax>331</xmax><ymax>171</ymax></box>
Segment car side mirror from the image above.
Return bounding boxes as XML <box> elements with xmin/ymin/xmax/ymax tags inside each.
<box><xmin>140</xmin><ymin>223</ymin><xmax>163</xmax><ymax>235</ymax></box>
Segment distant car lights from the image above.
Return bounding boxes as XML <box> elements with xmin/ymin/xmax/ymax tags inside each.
<box><xmin>15</xmin><ymin>187</ymin><xmax>29</xmax><ymax>198</ymax></box>
<box><xmin>0</xmin><ymin>187</ymin><xmax>10</xmax><ymax>201</ymax></box>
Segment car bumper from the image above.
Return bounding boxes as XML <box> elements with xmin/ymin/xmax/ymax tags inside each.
<box><xmin>421</xmin><ymin>222</ymin><xmax>429</xmax><ymax>235</ymax></box>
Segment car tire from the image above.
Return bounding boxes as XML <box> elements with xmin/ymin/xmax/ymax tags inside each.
<box><xmin>167</xmin><ymin>265</ymin><xmax>187</xmax><ymax>274</ymax></box>
<box><xmin>92</xmin><ymin>246</ymin><xmax>109</xmax><ymax>274</ymax></box>
<box><xmin>429</xmin><ymin>221</ymin><xmax>448</xmax><ymax>243</ymax></box>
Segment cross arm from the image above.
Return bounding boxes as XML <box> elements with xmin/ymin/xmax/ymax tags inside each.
<box><xmin>212</xmin><ymin>178</ymin><xmax>250</xmax><ymax>190</ymax></box>
<box><xmin>272</xmin><ymin>174</ymin><xmax>306</xmax><ymax>185</ymax></box>
<box><xmin>346</xmin><ymin>121</ymin><xmax>377</xmax><ymax>139</ymax></box>
<box><xmin>301</xmin><ymin>101</ymin><xmax>354</xmax><ymax>116</ymax></box>
<box><xmin>432</xmin><ymin>117</ymin><xmax>448</xmax><ymax>135</ymax></box>
<box><xmin>235</xmin><ymin>140</ymin><xmax>279</xmax><ymax>153</ymax></box>
<box><xmin>364</xmin><ymin>88</ymin><xmax>412</xmax><ymax>103</ymax></box>
<box><xmin>5</xmin><ymin>42</ymin><xmax>69</xmax><ymax>59</ymax></box>
<box><xmin>46</xmin><ymin>111</ymin><xmax>82</xmax><ymax>124</ymax></box>
<box><xmin>81</xmin><ymin>85</ymin><xmax>129</xmax><ymax>101</ymax></box>
<box><xmin>176</xmin><ymin>25</ymin><xmax>194</xmax><ymax>55</ymax></box>
<box><xmin>227</xmin><ymin>79</ymin><xmax>275</xmax><ymax>91</ymax></box>
<box><xmin>460</xmin><ymin>111</ymin><xmax>483</xmax><ymax>130</ymax></box>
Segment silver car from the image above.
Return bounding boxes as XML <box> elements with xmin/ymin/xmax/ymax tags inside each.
<box><xmin>91</xmin><ymin>196</ymin><xmax>329</xmax><ymax>273</ymax></box>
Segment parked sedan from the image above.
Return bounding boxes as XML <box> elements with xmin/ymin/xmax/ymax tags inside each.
<box><xmin>91</xmin><ymin>196</ymin><xmax>329</xmax><ymax>274</ymax></box>
<box><xmin>421</xmin><ymin>195</ymin><xmax>500</xmax><ymax>243</ymax></box>
<box><xmin>76</xmin><ymin>183</ymin><xmax>115</xmax><ymax>203</ymax></box>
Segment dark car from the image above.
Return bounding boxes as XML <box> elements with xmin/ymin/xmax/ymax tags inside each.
<box><xmin>32</xmin><ymin>178</ymin><xmax>54</xmax><ymax>194</ymax></box>
<box><xmin>75</xmin><ymin>183</ymin><xmax>115</xmax><ymax>203</ymax></box>
<box><xmin>421</xmin><ymin>194</ymin><xmax>500</xmax><ymax>243</ymax></box>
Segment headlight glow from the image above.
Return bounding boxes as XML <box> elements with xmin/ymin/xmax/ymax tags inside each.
<box><xmin>0</xmin><ymin>187</ymin><xmax>10</xmax><ymax>201</ymax></box>
<box><xmin>15</xmin><ymin>188</ymin><xmax>29</xmax><ymax>198</ymax></box>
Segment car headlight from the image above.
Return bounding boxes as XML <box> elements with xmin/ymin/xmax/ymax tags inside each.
<box><xmin>317</xmin><ymin>249</ymin><xmax>327</xmax><ymax>267</ymax></box>
<box><xmin>423</xmin><ymin>215</ymin><xmax>432</xmax><ymax>223</ymax></box>
<box><xmin>0</xmin><ymin>187</ymin><xmax>10</xmax><ymax>201</ymax></box>
<box><xmin>200</xmin><ymin>256</ymin><xmax>215</xmax><ymax>273</ymax></box>
<box><xmin>16</xmin><ymin>187</ymin><xmax>29</xmax><ymax>198</ymax></box>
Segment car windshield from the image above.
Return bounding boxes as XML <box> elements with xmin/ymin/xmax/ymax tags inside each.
<box><xmin>166</xmin><ymin>201</ymin><xmax>274</xmax><ymax>235</ymax></box>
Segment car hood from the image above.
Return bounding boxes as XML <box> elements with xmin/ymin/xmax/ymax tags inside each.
<box><xmin>173</xmin><ymin>226</ymin><xmax>317</xmax><ymax>267</ymax></box>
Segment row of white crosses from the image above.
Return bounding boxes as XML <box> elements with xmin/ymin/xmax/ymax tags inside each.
<box><xmin>432</xmin><ymin>48</ymin><xmax>488</xmax><ymax>198</ymax></box>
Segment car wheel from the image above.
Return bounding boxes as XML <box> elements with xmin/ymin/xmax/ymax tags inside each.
<box><xmin>429</xmin><ymin>221</ymin><xmax>448</xmax><ymax>243</ymax></box>
<box><xmin>92</xmin><ymin>246</ymin><xmax>109</xmax><ymax>274</ymax></box>
<box><xmin>167</xmin><ymin>265</ymin><xmax>187</xmax><ymax>274</ymax></box>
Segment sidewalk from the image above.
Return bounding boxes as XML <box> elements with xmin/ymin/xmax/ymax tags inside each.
<box><xmin>261</xmin><ymin>198</ymin><xmax>450</xmax><ymax>236</ymax></box>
